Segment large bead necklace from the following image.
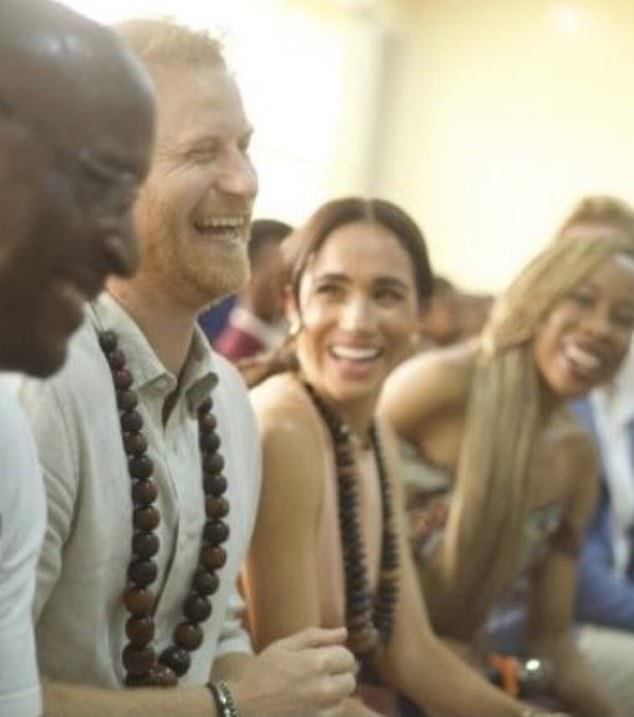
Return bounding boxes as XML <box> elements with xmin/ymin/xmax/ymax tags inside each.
<box><xmin>303</xmin><ymin>382</ymin><xmax>399</xmax><ymax>659</ymax></box>
<box><xmin>98</xmin><ymin>330</ymin><xmax>230</xmax><ymax>687</ymax></box>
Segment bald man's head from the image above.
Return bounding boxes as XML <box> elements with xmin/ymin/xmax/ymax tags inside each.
<box><xmin>0</xmin><ymin>0</ymin><xmax>155</xmax><ymax>151</ymax></box>
<box><xmin>0</xmin><ymin>0</ymin><xmax>156</xmax><ymax>376</ymax></box>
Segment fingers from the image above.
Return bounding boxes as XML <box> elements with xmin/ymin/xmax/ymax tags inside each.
<box><xmin>316</xmin><ymin>671</ymin><xmax>356</xmax><ymax>710</ymax></box>
<box><xmin>282</xmin><ymin>626</ymin><xmax>348</xmax><ymax>650</ymax></box>
<box><xmin>317</xmin><ymin>644</ymin><xmax>357</xmax><ymax>676</ymax></box>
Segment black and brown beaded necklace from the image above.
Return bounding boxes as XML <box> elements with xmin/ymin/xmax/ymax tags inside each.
<box><xmin>303</xmin><ymin>381</ymin><xmax>400</xmax><ymax>660</ymax></box>
<box><xmin>98</xmin><ymin>329</ymin><xmax>230</xmax><ymax>687</ymax></box>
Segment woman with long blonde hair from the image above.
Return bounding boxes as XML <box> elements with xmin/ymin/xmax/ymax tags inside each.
<box><xmin>380</xmin><ymin>230</ymin><xmax>634</xmax><ymax>716</ymax></box>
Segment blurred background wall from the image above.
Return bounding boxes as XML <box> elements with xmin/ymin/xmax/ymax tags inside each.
<box><xmin>61</xmin><ymin>0</ymin><xmax>634</xmax><ymax>292</ymax></box>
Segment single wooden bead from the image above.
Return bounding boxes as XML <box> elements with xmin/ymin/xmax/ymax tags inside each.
<box><xmin>129</xmin><ymin>455</ymin><xmax>154</xmax><ymax>480</ymax></box>
<box><xmin>124</xmin><ymin>587</ymin><xmax>155</xmax><ymax>616</ymax></box>
<box><xmin>150</xmin><ymin>664</ymin><xmax>178</xmax><ymax>687</ymax></box>
<box><xmin>198</xmin><ymin>413</ymin><xmax>217</xmax><ymax>433</ymax></box>
<box><xmin>183</xmin><ymin>594</ymin><xmax>212</xmax><ymax>622</ymax></box>
<box><xmin>132</xmin><ymin>479</ymin><xmax>158</xmax><ymax>505</ymax></box>
<box><xmin>198</xmin><ymin>397</ymin><xmax>213</xmax><ymax>414</ymax></box>
<box><xmin>200</xmin><ymin>545</ymin><xmax>226</xmax><ymax>571</ymax></box>
<box><xmin>124</xmin><ymin>433</ymin><xmax>148</xmax><ymax>456</ymax></box>
<box><xmin>121</xmin><ymin>411</ymin><xmax>143</xmax><ymax>433</ymax></box>
<box><xmin>202</xmin><ymin>452</ymin><xmax>224</xmax><ymax>475</ymax></box>
<box><xmin>192</xmin><ymin>568</ymin><xmax>220</xmax><ymax>596</ymax></box>
<box><xmin>117</xmin><ymin>389</ymin><xmax>139</xmax><ymax>412</ymax></box>
<box><xmin>128</xmin><ymin>558</ymin><xmax>157</xmax><ymax>587</ymax></box>
<box><xmin>160</xmin><ymin>646</ymin><xmax>191</xmax><ymax>677</ymax></box>
<box><xmin>173</xmin><ymin>622</ymin><xmax>204</xmax><ymax>651</ymax></box>
<box><xmin>126</xmin><ymin>615</ymin><xmax>155</xmax><ymax>646</ymax></box>
<box><xmin>132</xmin><ymin>531</ymin><xmax>160</xmax><ymax>559</ymax></box>
<box><xmin>378</xmin><ymin>568</ymin><xmax>399</xmax><ymax>583</ymax></box>
<box><xmin>114</xmin><ymin>369</ymin><xmax>133</xmax><ymax>389</ymax></box>
<box><xmin>107</xmin><ymin>349</ymin><xmax>126</xmax><ymax>370</ymax></box>
<box><xmin>205</xmin><ymin>496</ymin><xmax>229</xmax><ymax>519</ymax></box>
<box><xmin>99</xmin><ymin>331</ymin><xmax>118</xmax><ymax>351</ymax></box>
<box><xmin>203</xmin><ymin>474</ymin><xmax>227</xmax><ymax>496</ymax></box>
<box><xmin>203</xmin><ymin>520</ymin><xmax>230</xmax><ymax>544</ymax></box>
<box><xmin>199</xmin><ymin>432</ymin><xmax>221</xmax><ymax>453</ymax></box>
<box><xmin>122</xmin><ymin>644</ymin><xmax>155</xmax><ymax>676</ymax></box>
<box><xmin>134</xmin><ymin>506</ymin><xmax>160</xmax><ymax>531</ymax></box>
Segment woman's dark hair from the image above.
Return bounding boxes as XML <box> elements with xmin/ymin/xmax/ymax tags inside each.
<box><xmin>240</xmin><ymin>197</ymin><xmax>433</xmax><ymax>387</ymax></box>
<box><xmin>285</xmin><ymin>197</ymin><xmax>433</xmax><ymax>305</ymax></box>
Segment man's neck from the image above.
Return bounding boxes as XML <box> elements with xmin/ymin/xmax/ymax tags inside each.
<box><xmin>107</xmin><ymin>277</ymin><xmax>198</xmax><ymax>378</ymax></box>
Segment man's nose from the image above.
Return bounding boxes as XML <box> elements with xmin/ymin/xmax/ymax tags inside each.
<box><xmin>216</xmin><ymin>150</ymin><xmax>258</xmax><ymax>201</ymax></box>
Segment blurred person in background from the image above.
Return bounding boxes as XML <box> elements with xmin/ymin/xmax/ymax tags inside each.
<box><xmin>214</xmin><ymin>218</ymin><xmax>292</xmax><ymax>361</ymax></box>
<box><xmin>415</xmin><ymin>276</ymin><xmax>493</xmax><ymax>353</ymax></box>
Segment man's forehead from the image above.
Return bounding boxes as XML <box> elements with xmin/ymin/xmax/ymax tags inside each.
<box><xmin>154</xmin><ymin>64</ymin><xmax>249</xmax><ymax>138</ymax></box>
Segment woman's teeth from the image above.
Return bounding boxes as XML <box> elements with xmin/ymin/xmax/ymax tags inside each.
<box><xmin>565</xmin><ymin>344</ymin><xmax>602</xmax><ymax>374</ymax></box>
<box><xmin>329</xmin><ymin>345</ymin><xmax>381</xmax><ymax>361</ymax></box>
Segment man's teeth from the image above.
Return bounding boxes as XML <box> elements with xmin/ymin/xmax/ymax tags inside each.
<box><xmin>565</xmin><ymin>344</ymin><xmax>602</xmax><ymax>373</ymax></box>
<box><xmin>196</xmin><ymin>215</ymin><xmax>246</xmax><ymax>230</ymax></box>
<box><xmin>330</xmin><ymin>345</ymin><xmax>381</xmax><ymax>361</ymax></box>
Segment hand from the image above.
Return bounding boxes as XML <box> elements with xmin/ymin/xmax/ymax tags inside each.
<box><xmin>229</xmin><ymin>627</ymin><xmax>356</xmax><ymax>717</ymax></box>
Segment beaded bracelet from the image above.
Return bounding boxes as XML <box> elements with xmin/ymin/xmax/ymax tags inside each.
<box><xmin>208</xmin><ymin>680</ymin><xmax>241</xmax><ymax>717</ymax></box>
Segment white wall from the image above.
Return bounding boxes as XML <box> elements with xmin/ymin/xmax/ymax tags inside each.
<box><xmin>377</xmin><ymin>0</ymin><xmax>634</xmax><ymax>291</ymax></box>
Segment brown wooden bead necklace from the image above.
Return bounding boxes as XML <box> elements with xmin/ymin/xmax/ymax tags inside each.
<box><xmin>303</xmin><ymin>381</ymin><xmax>400</xmax><ymax>659</ymax></box>
<box><xmin>98</xmin><ymin>330</ymin><xmax>231</xmax><ymax>687</ymax></box>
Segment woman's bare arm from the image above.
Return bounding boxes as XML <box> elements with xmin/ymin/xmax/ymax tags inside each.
<box><xmin>525</xmin><ymin>432</ymin><xmax>616</xmax><ymax>717</ymax></box>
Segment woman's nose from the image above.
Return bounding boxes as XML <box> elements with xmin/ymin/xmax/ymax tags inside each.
<box><xmin>339</xmin><ymin>296</ymin><xmax>375</xmax><ymax>332</ymax></box>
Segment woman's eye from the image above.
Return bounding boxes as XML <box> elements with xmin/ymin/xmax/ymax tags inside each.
<box><xmin>315</xmin><ymin>284</ymin><xmax>342</xmax><ymax>297</ymax></box>
<box><xmin>375</xmin><ymin>288</ymin><xmax>403</xmax><ymax>303</ymax></box>
<box><xmin>569</xmin><ymin>291</ymin><xmax>594</xmax><ymax>307</ymax></box>
<box><xmin>612</xmin><ymin>311</ymin><xmax>634</xmax><ymax>330</ymax></box>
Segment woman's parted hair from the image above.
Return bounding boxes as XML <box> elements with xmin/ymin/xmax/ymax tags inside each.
<box><xmin>426</xmin><ymin>231</ymin><xmax>634</xmax><ymax>638</ymax></box>
<box><xmin>284</xmin><ymin>196</ymin><xmax>433</xmax><ymax>305</ymax></box>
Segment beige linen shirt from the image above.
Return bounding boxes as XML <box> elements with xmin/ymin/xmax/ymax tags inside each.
<box><xmin>17</xmin><ymin>293</ymin><xmax>260</xmax><ymax>686</ymax></box>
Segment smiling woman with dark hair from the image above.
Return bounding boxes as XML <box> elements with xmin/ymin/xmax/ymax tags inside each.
<box><xmin>243</xmin><ymin>196</ymin><xmax>540</xmax><ymax>717</ymax></box>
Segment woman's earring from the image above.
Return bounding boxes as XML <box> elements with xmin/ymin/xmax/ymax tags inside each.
<box><xmin>288</xmin><ymin>318</ymin><xmax>302</xmax><ymax>338</ymax></box>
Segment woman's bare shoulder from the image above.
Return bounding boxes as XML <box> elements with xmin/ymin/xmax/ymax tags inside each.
<box><xmin>379</xmin><ymin>341</ymin><xmax>477</xmax><ymax>432</ymax></box>
<box><xmin>250</xmin><ymin>372</ymin><xmax>322</xmax><ymax>445</ymax></box>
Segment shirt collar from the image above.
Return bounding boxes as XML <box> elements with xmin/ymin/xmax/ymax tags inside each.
<box><xmin>88</xmin><ymin>292</ymin><xmax>218</xmax><ymax>414</ymax></box>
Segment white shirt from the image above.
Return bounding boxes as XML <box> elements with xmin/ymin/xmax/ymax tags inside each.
<box><xmin>590</xmin><ymin>342</ymin><xmax>634</xmax><ymax>575</ymax></box>
<box><xmin>16</xmin><ymin>293</ymin><xmax>260</xmax><ymax>686</ymax></box>
<box><xmin>0</xmin><ymin>380</ymin><xmax>45</xmax><ymax>717</ymax></box>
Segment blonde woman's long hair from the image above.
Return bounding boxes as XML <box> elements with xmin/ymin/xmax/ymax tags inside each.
<box><xmin>427</xmin><ymin>232</ymin><xmax>634</xmax><ymax>639</ymax></box>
